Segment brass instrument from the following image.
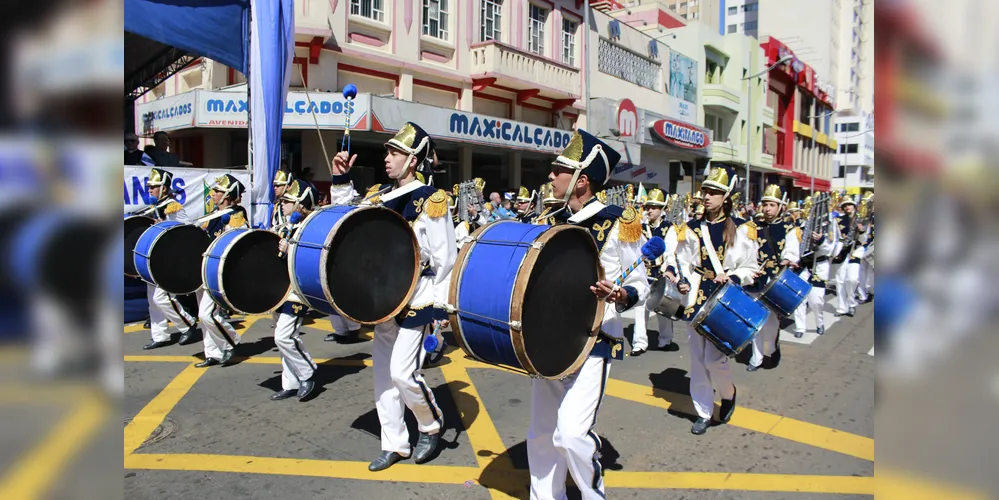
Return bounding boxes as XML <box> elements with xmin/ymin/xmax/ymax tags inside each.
<box><xmin>455</xmin><ymin>178</ymin><xmax>485</xmax><ymax>224</ymax></box>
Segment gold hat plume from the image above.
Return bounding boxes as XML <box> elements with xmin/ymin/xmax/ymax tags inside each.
<box><xmin>644</xmin><ymin>188</ymin><xmax>666</xmax><ymax>206</ymax></box>
<box><xmin>693</xmin><ymin>190</ymin><xmax>703</xmax><ymax>200</ymax></box>
<box><xmin>761</xmin><ymin>184</ymin><xmax>785</xmax><ymax>204</ymax></box>
<box><xmin>541</xmin><ymin>182</ymin><xmax>559</xmax><ymax>204</ymax></box>
<box><xmin>474</xmin><ymin>178</ymin><xmax>486</xmax><ymax>192</ymax></box>
<box><xmin>516</xmin><ymin>186</ymin><xmax>532</xmax><ymax>202</ymax></box>
<box><xmin>273</xmin><ymin>170</ymin><xmax>294</xmax><ymax>186</ymax></box>
<box><xmin>626</xmin><ymin>184</ymin><xmax>635</xmax><ymax>201</ymax></box>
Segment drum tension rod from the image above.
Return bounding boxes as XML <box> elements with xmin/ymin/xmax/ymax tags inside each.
<box><xmin>442</xmin><ymin>303</ymin><xmax>522</xmax><ymax>331</ymax></box>
<box><xmin>472</xmin><ymin>238</ymin><xmax>544</xmax><ymax>251</ymax></box>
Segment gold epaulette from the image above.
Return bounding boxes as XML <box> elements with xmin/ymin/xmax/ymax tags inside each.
<box><xmin>744</xmin><ymin>220</ymin><xmax>758</xmax><ymax>241</ymax></box>
<box><xmin>794</xmin><ymin>226</ymin><xmax>802</xmax><ymax>244</ymax></box>
<box><xmin>676</xmin><ymin>222</ymin><xmax>687</xmax><ymax>242</ymax></box>
<box><xmin>617</xmin><ymin>206</ymin><xmax>642</xmax><ymax>244</ymax></box>
<box><xmin>164</xmin><ymin>201</ymin><xmax>182</xmax><ymax>215</ymax></box>
<box><xmin>227</xmin><ymin>211</ymin><xmax>247</xmax><ymax>229</ymax></box>
<box><xmin>425</xmin><ymin>189</ymin><xmax>449</xmax><ymax>219</ymax></box>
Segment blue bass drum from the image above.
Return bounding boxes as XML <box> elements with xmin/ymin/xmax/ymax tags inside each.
<box><xmin>289</xmin><ymin>205</ymin><xmax>419</xmax><ymax>323</ymax></box>
<box><xmin>203</xmin><ymin>228</ymin><xmax>290</xmax><ymax>315</ymax></box>
<box><xmin>133</xmin><ymin>221</ymin><xmax>211</xmax><ymax>294</ymax></box>
<box><xmin>124</xmin><ymin>214</ymin><xmax>154</xmax><ymax>277</ymax></box>
<box><xmin>691</xmin><ymin>282</ymin><xmax>770</xmax><ymax>357</ymax></box>
<box><xmin>449</xmin><ymin>221</ymin><xmax>604</xmax><ymax>379</ymax></box>
<box><xmin>759</xmin><ymin>267</ymin><xmax>810</xmax><ymax>317</ymax></box>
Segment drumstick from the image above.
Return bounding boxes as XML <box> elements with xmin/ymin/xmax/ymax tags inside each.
<box><xmin>341</xmin><ymin>84</ymin><xmax>358</xmax><ymax>158</ymax></box>
<box><xmin>276</xmin><ymin>211</ymin><xmax>304</xmax><ymax>258</ymax></box>
<box><xmin>297</xmin><ymin>65</ymin><xmax>333</xmax><ymax>176</ymax></box>
<box><xmin>613</xmin><ymin>236</ymin><xmax>666</xmax><ymax>287</ymax></box>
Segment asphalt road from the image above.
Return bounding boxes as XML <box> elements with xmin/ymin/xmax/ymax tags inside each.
<box><xmin>122</xmin><ymin>297</ymin><xmax>876</xmax><ymax>499</ymax></box>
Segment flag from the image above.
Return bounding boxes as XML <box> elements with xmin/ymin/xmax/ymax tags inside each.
<box><xmin>204</xmin><ymin>180</ymin><xmax>215</xmax><ymax>215</ymax></box>
<box><xmin>636</xmin><ymin>183</ymin><xmax>648</xmax><ymax>204</ymax></box>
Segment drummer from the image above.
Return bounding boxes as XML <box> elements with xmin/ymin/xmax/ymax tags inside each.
<box><xmin>530</xmin><ymin>129</ymin><xmax>649</xmax><ymax>500</ymax></box>
<box><xmin>272</xmin><ymin>170</ymin><xmax>295</xmax><ymax>227</ymax></box>
<box><xmin>194</xmin><ymin>174</ymin><xmax>248</xmax><ymax>368</ymax></box>
<box><xmin>631</xmin><ymin>189</ymin><xmax>677</xmax><ymax>356</ymax></box>
<box><xmin>271</xmin><ymin>179</ymin><xmax>321</xmax><ymax>400</ymax></box>
<box><xmin>794</xmin><ymin>200</ymin><xmax>838</xmax><ymax>338</ymax></box>
<box><xmin>746</xmin><ymin>185</ymin><xmax>800</xmax><ymax>371</ymax></box>
<box><xmin>663</xmin><ymin>165</ymin><xmax>759</xmax><ymax>435</ymax></box>
<box><xmin>514</xmin><ymin>186</ymin><xmax>534</xmax><ymax>222</ymax></box>
<box><xmin>142</xmin><ymin>167</ymin><xmax>199</xmax><ymax>350</ymax></box>
<box><xmin>328</xmin><ymin>122</ymin><xmax>456</xmax><ymax>471</ymax></box>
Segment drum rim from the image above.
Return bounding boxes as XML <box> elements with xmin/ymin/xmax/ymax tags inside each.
<box><xmin>288</xmin><ymin>207</ymin><xmax>330</xmax><ymax>313</ymax></box>
<box><xmin>690</xmin><ymin>281</ymin><xmax>731</xmax><ymax>330</ymax></box>
<box><xmin>511</xmin><ymin>224</ymin><xmax>604</xmax><ymax>380</ymax></box>
<box><xmin>758</xmin><ymin>265</ymin><xmax>790</xmax><ymax>298</ymax></box>
<box><xmin>133</xmin><ymin>221</ymin><xmax>180</xmax><ymax>289</ymax></box>
<box><xmin>447</xmin><ymin>220</ymin><xmax>498</xmax><ymax>365</ymax></box>
<box><xmin>124</xmin><ymin>215</ymin><xmax>155</xmax><ymax>278</ymax></box>
<box><xmin>203</xmin><ymin>228</ymin><xmax>290</xmax><ymax>316</ymax></box>
<box><xmin>758</xmin><ymin>266</ymin><xmax>806</xmax><ymax>316</ymax></box>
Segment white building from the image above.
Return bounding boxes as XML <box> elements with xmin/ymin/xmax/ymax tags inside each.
<box><xmin>832</xmin><ymin>111</ymin><xmax>873</xmax><ymax>194</ymax></box>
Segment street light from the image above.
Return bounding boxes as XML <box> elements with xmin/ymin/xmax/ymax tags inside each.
<box><xmin>741</xmin><ymin>54</ymin><xmax>793</xmax><ymax>204</ymax></box>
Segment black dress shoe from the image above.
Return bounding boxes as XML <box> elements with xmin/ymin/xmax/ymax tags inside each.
<box><xmin>793</xmin><ymin>331</ymin><xmax>804</xmax><ymax>339</ymax></box>
<box><xmin>770</xmin><ymin>347</ymin><xmax>781</xmax><ymax>367</ymax></box>
<box><xmin>368</xmin><ymin>451</ymin><xmax>406</xmax><ymax>472</ymax></box>
<box><xmin>178</xmin><ymin>328</ymin><xmax>200</xmax><ymax>345</ymax></box>
<box><xmin>816</xmin><ymin>326</ymin><xmax>825</xmax><ymax>335</ymax></box>
<box><xmin>656</xmin><ymin>342</ymin><xmax>680</xmax><ymax>352</ymax></box>
<box><xmin>297</xmin><ymin>379</ymin><xmax>315</xmax><ymax>400</ymax></box>
<box><xmin>270</xmin><ymin>389</ymin><xmax>297</xmax><ymax>400</ymax></box>
<box><xmin>848</xmin><ymin>307</ymin><xmax>856</xmax><ymax>317</ymax></box>
<box><xmin>219</xmin><ymin>349</ymin><xmax>235</xmax><ymax>366</ymax></box>
<box><xmin>142</xmin><ymin>340</ymin><xmax>171</xmax><ymax>350</ymax></box>
<box><xmin>325</xmin><ymin>330</ymin><xmax>363</xmax><ymax>343</ymax></box>
<box><xmin>691</xmin><ymin>417</ymin><xmax>711</xmax><ymax>435</ymax></box>
<box><xmin>719</xmin><ymin>387</ymin><xmax>737</xmax><ymax>423</ymax></box>
<box><xmin>413</xmin><ymin>432</ymin><xmax>440</xmax><ymax>464</ymax></box>
<box><xmin>143</xmin><ymin>319</ymin><xmax>151</xmax><ymax>329</ymax></box>
<box><xmin>747</xmin><ymin>363</ymin><xmax>762</xmax><ymax>372</ymax></box>
<box><xmin>630</xmin><ymin>348</ymin><xmax>646</xmax><ymax>357</ymax></box>
<box><xmin>195</xmin><ymin>358</ymin><xmax>220</xmax><ymax>368</ymax></box>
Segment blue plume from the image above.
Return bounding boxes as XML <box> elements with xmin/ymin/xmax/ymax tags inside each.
<box><xmin>423</xmin><ymin>335</ymin><xmax>439</xmax><ymax>352</ymax></box>
<box><xmin>342</xmin><ymin>84</ymin><xmax>358</xmax><ymax>99</ymax></box>
<box><xmin>641</xmin><ymin>236</ymin><xmax>666</xmax><ymax>261</ymax></box>
<box><xmin>289</xmin><ymin>211</ymin><xmax>304</xmax><ymax>224</ymax></box>
<box><xmin>221</xmin><ymin>213</ymin><xmax>230</xmax><ymax>225</ymax></box>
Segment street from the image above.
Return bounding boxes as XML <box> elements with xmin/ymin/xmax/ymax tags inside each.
<box><xmin>124</xmin><ymin>299</ymin><xmax>875</xmax><ymax>499</ymax></box>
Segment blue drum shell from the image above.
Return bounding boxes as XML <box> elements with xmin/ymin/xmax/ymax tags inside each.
<box><xmin>759</xmin><ymin>267</ymin><xmax>810</xmax><ymax>317</ymax></box>
<box><xmin>134</xmin><ymin>221</ymin><xmax>210</xmax><ymax>294</ymax></box>
<box><xmin>449</xmin><ymin>221</ymin><xmax>603</xmax><ymax>379</ymax></box>
<box><xmin>692</xmin><ymin>283</ymin><xmax>770</xmax><ymax>357</ymax></box>
<box><xmin>202</xmin><ymin>228</ymin><xmax>248</xmax><ymax>312</ymax></box>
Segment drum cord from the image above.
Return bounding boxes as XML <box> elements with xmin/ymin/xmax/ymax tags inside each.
<box><xmin>440</xmin><ymin>303</ymin><xmax>522</xmax><ymax>331</ymax></box>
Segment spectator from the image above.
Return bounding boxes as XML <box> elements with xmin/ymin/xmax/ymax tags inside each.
<box><xmin>147</xmin><ymin>131</ymin><xmax>180</xmax><ymax>167</ymax></box>
<box><xmin>124</xmin><ymin>132</ymin><xmax>154</xmax><ymax>166</ymax></box>
<box><xmin>489</xmin><ymin>199</ymin><xmax>516</xmax><ymax>221</ymax></box>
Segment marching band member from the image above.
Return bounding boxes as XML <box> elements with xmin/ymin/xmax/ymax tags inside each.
<box><xmin>832</xmin><ymin>195</ymin><xmax>868</xmax><ymax>317</ymax></box>
<box><xmin>142</xmin><ymin>167</ymin><xmax>199</xmax><ymax>350</ymax></box>
<box><xmin>631</xmin><ymin>189</ymin><xmax>677</xmax><ymax>356</ymax></box>
<box><xmin>529</xmin><ymin>129</ymin><xmax>648</xmax><ymax>500</ymax></box>
<box><xmin>793</xmin><ymin>203</ymin><xmax>839</xmax><ymax>337</ymax></box>
<box><xmin>325</xmin><ymin>314</ymin><xmax>363</xmax><ymax>343</ymax></box>
<box><xmin>194</xmin><ymin>174</ymin><xmax>247</xmax><ymax>368</ymax></box>
<box><xmin>530</xmin><ymin>182</ymin><xmax>565</xmax><ymax>225</ymax></box>
<box><xmin>271</xmin><ymin>170</ymin><xmax>294</xmax><ymax>227</ymax></box>
<box><xmin>747</xmin><ymin>185</ymin><xmax>800</xmax><ymax>371</ymax></box>
<box><xmin>271</xmin><ymin>179</ymin><xmax>321</xmax><ymax>400</ymax></box>
<box><xmin>514</xmin><ymin>186</ymin><xmax>534</xmax><ymax>222</ymax></box>
<box><xmin>329</xmin><ymin>122</ymin><xmax>456</xmax><ymax>471</ymax></box>
<box><xmin>664</xmin><ymin>165</ymin><xmax>759</xmax><ymax>435</ymax></box>
<box><xmin>856</xmin><ymin>213</ymin><xmax>874</xmax><ymax>303</ymax></box>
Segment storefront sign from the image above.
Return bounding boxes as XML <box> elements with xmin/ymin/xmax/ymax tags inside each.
<box><xmin>370</xmin><ymin>96</ymin><xmax>573</xmax><ymax>154</ymax></box>
<box><xmin>613</xmin><ymin>99</ymin><xmax>638</xmax><ymax>138</ymax></box>
<box><xmin>198</xmin><ymin>90</ymin><xmax>370</xmax><ymax>129</ymax></box>
<box><xmin>650</xmin><ymin>119</ymin><xmax>710</xmax><ymax>150</ymax></box>
<box><xmin>135</xmin><ymin>92</ymin><xmax>197</xmax><ymax>135</ymax></box>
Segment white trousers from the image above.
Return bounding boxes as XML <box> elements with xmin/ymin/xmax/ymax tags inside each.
<box><xmin>274</xmin><ymin>312</ymin><xmax>317</xmax><ymax>390</ymax></box>
<box><xmin>793</xmin><ymin>264</ymin><xmax>830</xmax><ymax>334</ymax></box>
<box><xmin>687</xmin><ymin>324</ymin><xmax>735</xmax><ymax>420</ymax></box>
<box><xmin>528</xmin><ymin>356</ymin><xmax>611</xmax><ymax>500</ymax></box>
<box><xmin>148</xmin><ymin>284</ymin><xmax>195</xmax><ymax>342</ymax></box>
<box><xmin>329</xmin><ymin>313</ymin><xmax>361</xmax><ymax>336</ymax></box>
<box><xmin>834</xmin><ymin>262</ymin><xmax>861</xmax><ymax>313</ymax></box>
<box><xmin>749</xmin><ymin>308</ymin><xmax>780</xmax><ymax>368</ymax></box>
<box><xmin>856</xmin><ymin>259</ymin><xmax>874</xmax><ymax>301</ymax></box>
<box><xmin>197</xmin><ymin>290</ymin><xmax>239</xmax><ymax>360</ymax></box>
<box><xmin>633</xmin><ymin>302</ymin><xmax>675</xmax><ymax>351</ymax></box>
<box><xmin>373</xmin><ymin>321</ymin><xmax>442</xmax><ymax>456</ymax></box>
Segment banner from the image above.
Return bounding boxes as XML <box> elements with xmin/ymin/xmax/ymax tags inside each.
<box><xmin>668</xmin><ymin>50</ymin><xmax>698</xmax><ymax>105</ymax></box>
<box><xmin>123</xmin><ymin>166</ymin><xmax>252</xmax><ymax>222</ymax></box>
<box><xmin>199</xmin><ymin>89</ymin><xmax>369</xmax><ymax>129</ymax></box>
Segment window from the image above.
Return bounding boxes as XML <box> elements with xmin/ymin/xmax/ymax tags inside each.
<box><xmin>351</xmin><ymin>0</ymin><xmax>385</xmax><ymax>22</ymax></box>
<box><xmin>743</xmin><ymin>20</ymin><xmax>758</xmax><ymax>30</ymax></box>
<box><xmin>528</xmin><ymin>4</ymin><xmax>547</xmax><ymax>56</ymax></box>
<box><xmin>480</xmin><ymin>0</ymin><xmax>502</xmax><ymax>42</ymax></box>
<box><xmin>799</xmin><ymin>94</ymin><xmax>814</xmax><ymax>123</ymax></box>
<box><xmin>423</xmin><ymin>0</ymin><xmax>449</xmax><ymax>40</ymax></box>
<box><xmin>680</xmin><ymin>2</ymin><xmax>688</xmax><ymax>9</ymax></box>
<box><xmin>691</xmin><ymin>11</ymin><xmax>699</xmax><ymax>19</ymax></box>
<box><xmin>689</xmin><ymin>0</ymin><xmax>698</xmax><ymax>6</ymax></box>
<box><xmin>743</xmin><ymin>2</ymin><xmax>758</xmax><ymax>12</ymax></box>
<box><xmin>706</xmin><ymin>114</ymin><xmax>725</xmax><ymax>142</ymax></box>
<box><xmin>705</xmin><ymin>60</ymin><xmax>719</xmax><ymax>84</ymax></box>
<box><xmin>844</xmin><ymin>122</ymin><xmax>860</xmax><ymax>132</ymax></box>
<box><xmin>728</xmin><ymin>6</ymin><xmax>738</xmax><ymax>14</ymax></box>
<box><xmin>846</xmin><ymin>143</ymin><xmax>858</xmax><ymax>153</ymax></box>
<box><xmin>562</xmin><ymin>18</ymin><xmax>577</xmax><ymax>66</ymax></box>
<box><xmin>727</xmin><ymin>24</ymin><xmax>737</xmax><ymax>34</ymax></box>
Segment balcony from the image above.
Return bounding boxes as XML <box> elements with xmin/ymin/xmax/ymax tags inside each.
<box><xmin>469</xmin><ymin>41</ymin><xmax>581</xmax><ymax>99</ymax></box>
<box><xmin>295</xmin><ymin>0</ymin><xmax>333</xmax><ymax>38</ymax></box>
<box><xmin>762</xmin><ymin>104</ymin><xmax>775</xmax><ymax>124</ymax></box>
<box><xmin>711</xmin><ymin>141</ymin><xmax>738</xmax><ymax>161</ymax></box>
<box><xmin>702</xmin><ymin>84</ymin><xmax>741</xmax><ymax>114</ymax></box>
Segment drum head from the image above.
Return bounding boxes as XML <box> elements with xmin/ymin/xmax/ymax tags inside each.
<box><xmin>150</xmin><ymin>225</ymin><xmax>211</xmax><ymax>294</ymax></box>
<box><xmin>124</xmin><ymin>216</ymin><xmax>154</xmax><ymax>277</ymax></box>
<box><xmin>518</xmin><ymin>226</ymin><xmax>601</xmax><ymax>378</ymax></box>
<box><xmin>325</xmin><ymin>207</ymin><xmax>418</xmax><ymax>323</ymax></box>
<box><xmin>220</xmin><ymin>231</ymin><xmax>289</xmax><ymax>314</ymax></box>
<box><xmin>38</xmin><ymin>219</ymin><xmax>109</xmax><ymax>316</ymax></box>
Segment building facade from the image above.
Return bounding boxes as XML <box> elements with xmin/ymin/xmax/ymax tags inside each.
<box><xmin>833</xmin><ymin>111</ymin><xmax>874</xmax><ymax>194</ymax></box>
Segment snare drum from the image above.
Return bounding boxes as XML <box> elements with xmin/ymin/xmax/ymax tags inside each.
<box><xmin>691</xmin><ymin>282</ymin><xmax>770</xmax><ymax>357</ymax></box>
<box><xmin>124</xmin><ymin>214</ymin><xmax>154</xmax><ymax>277</ymax></box>
<box><xmin>449</xmin><ymin>221</ymin><xmax>604</xmax><ymax>379</ymax></box>
<box><xmin>289</xmin><ymin>205</ymin><xmax>419</xmax><ymax>323</ymax></box>
<box><xmin>647</xmin><ymin>278</ymin><xmax>685</xmax><ymax>320</ymax></box>
<box><xmin>759</xmin><ymin>267</ymin><xmax>811</xmax><ymax>318</ymax></box>
<box><xmin>133</xmin><ymin>221</ymin><xmax>211</xmax><ymax>294</ymax></box>
<box><xmin>203</xmin><ymin>228</ymin><xmax>290</xmax><ymax>315</ymax></box>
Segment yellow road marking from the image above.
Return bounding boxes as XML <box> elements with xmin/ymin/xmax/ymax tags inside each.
<box><xmin>605</xmin><ymin>471</ymin><xmax>874</xmax><ymax>494</ymax></box>
<box><xmin>125</xmin><ymin>453</ymin><xmax>482</xmax><ymax>484</ymax></box>
<box><xmin>124</xmin><ymin>365</ymin><xmax>205</xmax><ymax>456</ymax></box>
<box><xmin>876</xmin><ymin>467</ymin><xmax>987</xmax><ymax>500</ymax></box>
<box><xmin>0</xmin><ymin>397</ymin><xmax>108</xmax><ymax>500</ymax></box>
<box><xmin>124</xmin><ymin>355</ymin><xmax>372</xmax><ymax>367</ymax></box>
